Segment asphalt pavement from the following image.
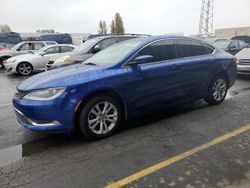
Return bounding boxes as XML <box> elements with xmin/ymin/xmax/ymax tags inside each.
<box><xmin>0</xmin><ymin>69</ymin><xmax>250</xmax><ymax>188</ymax></box>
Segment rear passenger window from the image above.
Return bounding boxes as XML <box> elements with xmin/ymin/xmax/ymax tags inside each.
<box><xmin>204</xmin><ymin>45</ymin><xmax>215</xmax><ymax>54</ymax></box>
<box><xmin>136</xmin><ymin>40</ymin><xmax>177</xmax><ymax>63</ymax></box>
<box><xmin>33</xmin><ymin>43</ymin><xmax>45</xmax><ymax>50</ymax></box>
<box><xmin>179</xmin><ymin>40</ymin><xmax>209</xmax><ymax>57</ymax></box>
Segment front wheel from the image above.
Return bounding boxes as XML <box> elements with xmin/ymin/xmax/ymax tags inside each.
<box><xmin>17</xmin><ymin>62</ymin><xmax>33</xmax><ymax>76</ymax></box>
<box><xmin>205</xmin><ymin>75</ymin><xmax>228</xmax><ymax>105</ymax></box>
<box><xmin>78</xmin><ymin>95</ymin><xmax>122</xmax><ymax>140</ymax></box>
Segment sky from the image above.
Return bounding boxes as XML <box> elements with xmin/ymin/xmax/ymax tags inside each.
<box><xmin>0</xmin><ymin>0</ymin><xmax>250</xmax><ymax>35</ymax></box>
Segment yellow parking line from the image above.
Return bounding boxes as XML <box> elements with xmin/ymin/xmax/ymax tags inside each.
<box><xmin>105</xmin><ymin>124</ymin><xmax>250</xmax><ymax>188</ymax></box>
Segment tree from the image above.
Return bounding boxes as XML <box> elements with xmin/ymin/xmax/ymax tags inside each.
<box><xmin>110</xmin><ymin>20</ymin><xmax>116</xmax><ymax>34</ymax></box>
<box><xmin>110</xmin><ymin>13</ymin><xmax>125</xmax><ymax>34</ymax></box>
<box><xmin>114</xmin><ymin>13</ymin><xmax>125</xmax><ymax>34</ymax></box>
<box><xmin>0</xmin><ymin>24</ymin><xmax>12</xmax><ymax>32</ymax></box>
<box><xmin>98</xmin><ymin>21</ymin><xmax>107</xmax><ymax>34</ymax></box>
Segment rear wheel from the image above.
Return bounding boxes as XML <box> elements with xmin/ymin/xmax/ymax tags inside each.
<box><xmin>17</xmin><ymin>62</ymin><xmax>33</xmax><ymax>76</ymax></box>
<box><xmin>205</xmin><ymin>75</ymin><xmax>228</xmax><ymax>105</ymax></box>
<box><xmin>78</xmin><ymin>95</ymin><xmax>122</xmax><ymax>140</ymax></box>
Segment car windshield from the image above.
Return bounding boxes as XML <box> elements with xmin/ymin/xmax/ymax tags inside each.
<box><xmin>73</xmin><ymin>37</ymin><xmax>103</xmax><ymax>53</ymax></box>
<box><xmin>213</xmin><ymin>40</ymin><xmax>231</xmax><ymax>49</ymax></box>
<box><xmin>11</xmin><ymin>43</ymin><xmax>22</xmax><ymax>51</ymax></box>
<box><xmin>82</xmin><ymin>38</ymin><xmax>144</xmax><ymax>67</ymax></box>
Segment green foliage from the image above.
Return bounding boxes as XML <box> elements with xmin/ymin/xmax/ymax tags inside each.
<box><xmin>110</xmin><ymin>12</ymin><xmax>125</xmax><ymax>34</ymax></box>
<box><xmin>98</xmin><ymin>21</ymin><xmax>107</xmax><ymax>34</ymax></box>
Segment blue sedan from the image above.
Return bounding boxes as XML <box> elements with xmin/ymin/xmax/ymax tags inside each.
<box><xmin>13</xmin><ymin>36</ymin><xmax>237</xmax><ymax>139</ymax></box>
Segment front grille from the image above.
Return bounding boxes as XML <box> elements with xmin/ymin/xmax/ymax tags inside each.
<box><xmin>239</xmin><ymin>59</ymin><xmax>250</xmax><ymax>64</ymax></box>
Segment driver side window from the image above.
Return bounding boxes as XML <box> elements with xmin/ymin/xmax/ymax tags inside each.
<box><xmin>18</xmin><ymin>43</ymin><xmax>32</xmax><ymax>51</ymax></box>
<box><xmin>134</xmin><ymin>39</ymin><xmax>177</xmax><ymax>63</ymax></box>
<box><xmin>44</xmin><ymin>46</ymin><xmax>60</xmax><ymax>55</ymax></box>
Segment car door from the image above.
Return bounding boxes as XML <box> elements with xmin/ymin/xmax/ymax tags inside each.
<box><xmin>123</xmin><ymin>39</ymin><xmax>190</xmax><ymax>114</ymax></box>
<box><xmin>16</xmin><ymin>43</ymin><xmax>33</xmax><ymax>55</ymax></box>
<box><xmin>176</xmin><ymin>39</ymin><xmax>213</xmax><ymax>98</ymax></box>
<box><xmin>32</xmin><ymin>42</ymin><xmax>45</xmax><ymax>51</ymax></box>
<box><xmin>228</xmin><ymin>41</ymin><xmax>241</xmax><ymax>55</ymax></box>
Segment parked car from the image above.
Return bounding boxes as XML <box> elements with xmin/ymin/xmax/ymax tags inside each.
<box><xmin>39</xmin><ymin>33</ymin><xmax>73</xmax><ymax>44</ymax></box>
<box><xmin>213</xmin><ymin>39</ymin><xmax>248</xmax><ymax>55</ymax></box>
<box><xmin>13</xmin><ymin>36</ymin><xmax>237</xmax><ymax>140</ymax></box>
<box><xmin>235</xmin><ymin>44</ymin><xmax>250</xmax><ymax>74</ymax></box>
<box><xmin>46</xmin><ymin>35</ymin><xmax>143</xmax><ymax>70</ymax></box>
<box><xmin>0</xmin><ymin>41</ymin><xmax>57</xmax><ymax>69</ymax></box>
<box><xmin>232</xmin><ymin>35</ymin><xmax>250</xmax><ymax>44</ymax></box>
<box><xmin>82</xmin><ymin>33</ymin><xmax>149</xmax><ymax>43</ymax></box>
<box><xmin>5</xmin><ymin>44</ymin><xmax>75</xmax><ymax>75</ymax></box>
<box><xmin>0</xmin><ymin>32</ymin><xmax>22</xmax><ymax>49</ymax></box>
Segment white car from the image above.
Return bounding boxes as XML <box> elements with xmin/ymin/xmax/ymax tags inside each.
<box><xmin>0</xmin><ymin>41</ymin><xmax>57</xmax><ymax>69</ymax></box>
<box><xmin>235</xmin><ymin>44</ymin><xmax>250</xmax><ymax>75</ymax></box>
<box><xmin>5</xmin><ymin>44</ymin><xmax>75</xmax><ymax>76</ymax></box>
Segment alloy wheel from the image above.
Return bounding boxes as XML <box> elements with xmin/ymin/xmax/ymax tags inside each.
<box><xmin>18</xmin><ymin>63</ymin><xmax>32</xmax><ymax>76</ymax></box>
<box><xmin>88</xmin><ymin>101</ymin><xmax>118</xmax><ymax>135</ymax></box>
<box><xmin>212</xmin><ymin>78</ymin><xmax>227</xmax><ymax>101</ymax></box>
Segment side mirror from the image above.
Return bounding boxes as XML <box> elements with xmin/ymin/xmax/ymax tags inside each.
<box><xmin>135</xmin><ymin>55</ymin><xmax>154</xmax><ymax>63</ymax></box>
<box><xmin>92</xmin><ymin>46</ymin><xmax>101</xmax><ymax>53</ymax></box>
<box><xmin>129</xmin><ymin>55</ymin><xmax>154</xmax><ymax>67</ymax></box>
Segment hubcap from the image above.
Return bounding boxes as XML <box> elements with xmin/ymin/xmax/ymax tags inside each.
<box><xmin>18</xmin><ymin>63</ymin><xmax>32</xmax><ymax>75</ymax></box>
<box><xmin>212</xmin><ymin>79</ymin><xmax>227</xmax><ymax>101</ymax></box>
<box><xmin>88</xmin><ymin>102</ymin><xmax>118</xmax><ymax>135</ymax></box>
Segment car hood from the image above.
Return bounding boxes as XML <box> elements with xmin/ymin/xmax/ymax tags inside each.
<box><xmin>68</xmin><ymin>53</ymin><xmax>93</xmax><ymax>62</ymax></box>
<box><xmin>7</xmin><ymin>53</ymin><xmax>37</xmax><ymax>62</ymax></box>
<box><xmin>235</xmin><ymin>48</ymin><xmax>250</xmax><ymax>60</ymax></box>
<box><xmin>17</xmin><ymin>63</ymin><xmax>104</xmax><ymax>91</ymax></box>
<box><xmin>0</xmin><ymin>49</ymin><xmax>15</xmax><ymax>56</ymax></box>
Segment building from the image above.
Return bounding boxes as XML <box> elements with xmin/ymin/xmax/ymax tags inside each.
<box><xmin>215</xmin><ymin>27</ymin><xmax>250</xmax><ymax>39</ymax></box>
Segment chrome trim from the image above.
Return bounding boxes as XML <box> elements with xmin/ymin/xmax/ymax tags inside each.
<box><xmin>14</xmin><ymin>107</ymin><xmax>60</xmax><ymax>127</ymax></box>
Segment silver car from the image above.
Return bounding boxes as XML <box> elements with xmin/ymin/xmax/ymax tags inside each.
<box><xmin>0</xmin><ymin>41</ymin><xmax>57</xmax><ymax>69</ymax></box>
<box><xmin>5</xmin><ymin>44</ymin><xmax>75</xmax><ymax>76</ymax></box>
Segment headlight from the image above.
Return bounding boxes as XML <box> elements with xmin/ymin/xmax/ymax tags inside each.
<box><xmin>54</xmin><ymin>56</ymin><xmax>70</xmax><ymax>64</ymax></box>
<box><xmin>23</xmin><ymin>88</ymin><xmax>65</xmax><ymax>101</ymax></box>
<box><xmin>6</xmin><ymin>59</ymin><xmax>16</xmax><ymax>64</ymax></box>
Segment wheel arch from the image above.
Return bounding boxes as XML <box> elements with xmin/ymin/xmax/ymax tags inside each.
<box><xmin>16</xmin><ymin>61</ymin><xmax>34</xmax><ymax>73</ymax></box>
<box><xmin>74</xmin><ymin>88</ymin><xmax>128</xmax><ymax>130</ymax></box>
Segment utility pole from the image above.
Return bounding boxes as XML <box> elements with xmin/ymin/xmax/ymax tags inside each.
<box><xmin>198</xmin><ymin>0</ymin><xmax>214</xmax><ymax>38</ymax></box>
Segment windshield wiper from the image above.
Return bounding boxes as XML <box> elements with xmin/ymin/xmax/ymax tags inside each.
<box><xmin>83</xmin><ymin>62</ymin><xmax>97</xmax><ymax>66</ymax></box>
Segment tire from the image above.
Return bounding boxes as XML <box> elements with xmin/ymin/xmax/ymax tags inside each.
<box><xmin>0</xmin><ymin>57</ymin><xmax>10</xmax><ymax>69</ymax></box>
<box><xmin>205</xmin><ymin>74</ymin><xmax>228</xmax><ymax>105</ymax></box>
<box><xmin>78</xmin><ymin>95</ymin><xmax>122</xmax><ymax>140</ymax></box>
<box><xmin>17</xmin><ymin>62</ymin><xmax>33</xmax><ymax>76</ymax></box>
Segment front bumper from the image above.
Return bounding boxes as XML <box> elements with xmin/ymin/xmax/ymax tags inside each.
<box><xmin>5</xmin><ymin>62</ymin><xmax>17</xmax><ymax>73</ymax></box>
<box><xmin>13</xmin><ymin>92</ymin><xmax>76</xmax><ymax>133</ymax></box>
<box><xmin>237</xmin><ymin>64</ymin><xmax>250</xmax><ymax>75</ymax></box>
